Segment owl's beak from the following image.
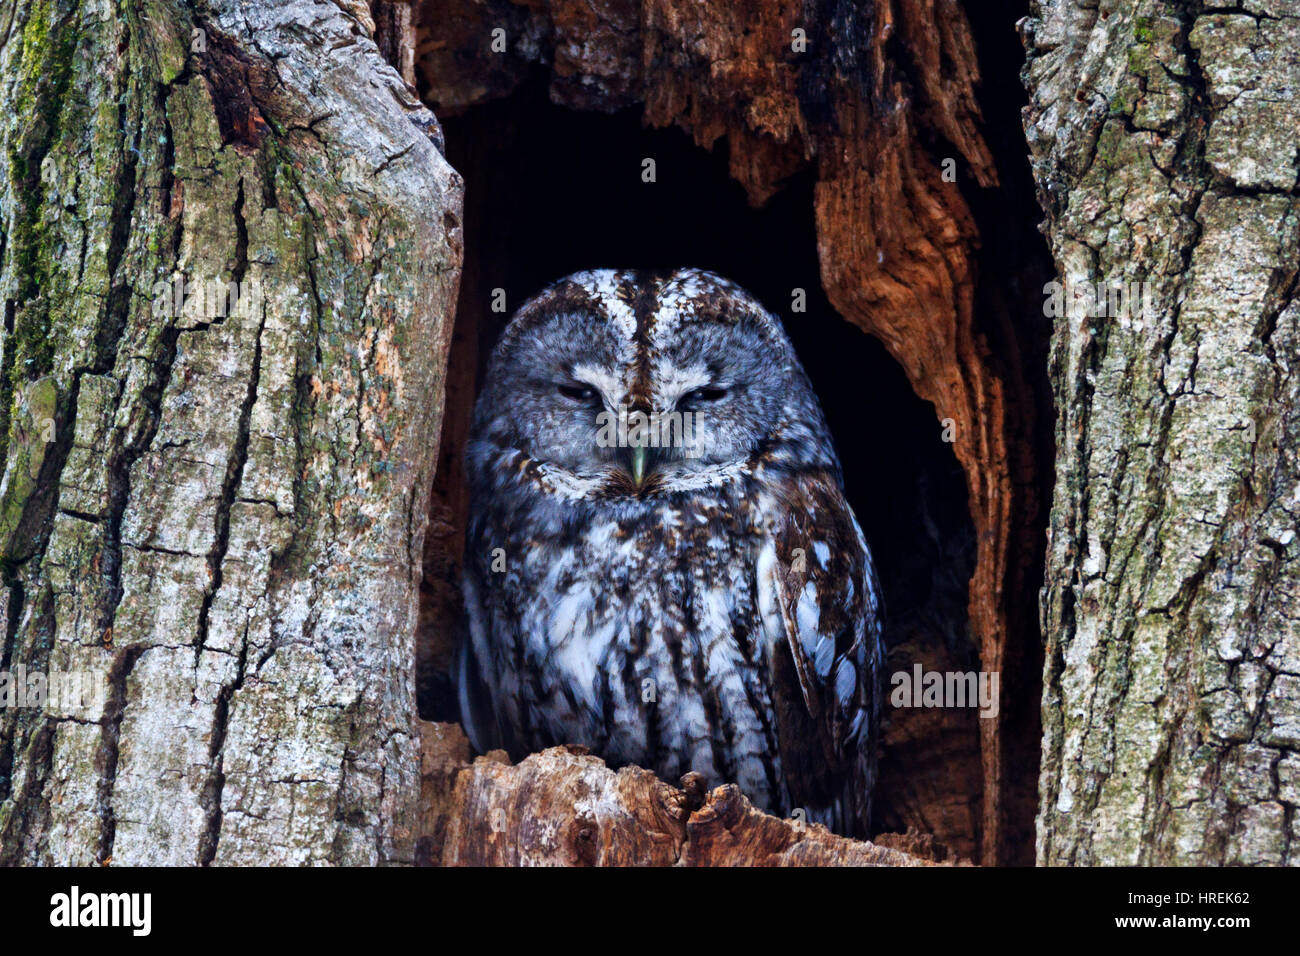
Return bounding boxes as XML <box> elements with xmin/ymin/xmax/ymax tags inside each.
<box><xmin>629</xmin><ymin>444</ymin><xmax>649</xmax><ymax>489</ymax></box>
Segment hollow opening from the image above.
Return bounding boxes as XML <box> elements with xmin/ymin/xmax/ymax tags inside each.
<box><xmin>417</xmin><ymin>79</ymin><xmax>992</xmax><ymax>860</ymax></box>
<box><xmin>958</xmin><ymin>0</ymin><xmax>1056</xmax><ymax>863</ymax></box>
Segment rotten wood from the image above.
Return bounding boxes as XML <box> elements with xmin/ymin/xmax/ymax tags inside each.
<box><xmin>418</xmin><ymin>722</ymin><xmax>935</xmax><ymax>866</ymax></box>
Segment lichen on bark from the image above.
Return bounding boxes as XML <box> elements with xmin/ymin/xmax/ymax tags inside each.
<box><xmin>1023</xmin><ymin>0</ymin><xmax>1300</xmax><ymax>864</ymax></box>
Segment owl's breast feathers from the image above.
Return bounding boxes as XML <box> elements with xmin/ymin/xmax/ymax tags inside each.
<box><xmin>462</xmin><ymin>449</ymin><xmax>884</xmax><ymax>836</ymax></box>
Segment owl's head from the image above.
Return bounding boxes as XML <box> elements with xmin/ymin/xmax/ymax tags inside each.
<box><xmin>469</xmin><ymin>268</ymin><xmax>835</xmax><ymax>501</ymax></box>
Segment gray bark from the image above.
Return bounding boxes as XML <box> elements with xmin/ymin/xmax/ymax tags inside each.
<box><xmin>0</xmin><ymin>0</ymin><xmax>462</xmax><ymax>864</ymax></box>
<box><xmin>1024</xmin><ymin>0</ymin><xmax>1300</xmax><ymax>864</ymax></box>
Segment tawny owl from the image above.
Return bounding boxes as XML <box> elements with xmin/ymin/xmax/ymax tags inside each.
<box><xmin>457</xmin><ymin>268</ymin><xmax>884</xmax><ymax>837</ymax></box>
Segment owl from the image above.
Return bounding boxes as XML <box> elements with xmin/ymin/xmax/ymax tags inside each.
<box><xmin>457</xmin><ymin>268</ymin><xmax>884</xmax><ymax>837</ymax></box>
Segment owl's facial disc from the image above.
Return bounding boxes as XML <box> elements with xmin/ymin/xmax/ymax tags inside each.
<box><xmin>639</xmin><ymin>319</ymin><xmax>792</xmax><ymax>485</ymax></box>
<box><xmin>594</xmin><ymin>327</ymin><xmax>785</xmax><ymax>495</ymax></box>
<box><xmin>473</xmin><ymin>269</ymin><xmax>812</xmax><ymax>500</ymax></box>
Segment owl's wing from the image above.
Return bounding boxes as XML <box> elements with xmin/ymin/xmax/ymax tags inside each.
<box><xmin>456</xmin><ymin>568</ymin><xmax>505</xmax><ymax>755</ymax></box>
<box><xmin>757</xmin><ymin>469</ymin><xmax>884</xmax><ymax>837</ymax></box>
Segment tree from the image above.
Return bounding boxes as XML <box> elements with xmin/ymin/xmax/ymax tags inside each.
<box><xmin>1024</xmin><ymin>0</ymin><xmax>1300</xmax><ymax>864</ymax></box>
<box><xmin>0</xmin><ymin>0</ymin><xmax>462</xmax><ymax>864</ymax></box>
<box><xmin>3</xmin><ymin>0</ymin><xmax>1292</xmax><ymax>868</ymax></box>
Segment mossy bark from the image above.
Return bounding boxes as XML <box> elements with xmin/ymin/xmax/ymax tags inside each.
<box><xmin>0</xmin><ymin>0</ymin><xmax>462</xmax><ymax>864</ymax></box>
<box><xmin>1024</xmin><ymin>0</ymin><xmax>1300</xmax><ymax>864</ymax></box>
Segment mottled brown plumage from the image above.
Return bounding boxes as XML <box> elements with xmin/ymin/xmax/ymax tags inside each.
<box><xmin>458</xmin><ymin>268</ymin><xmax>884</xmax><ymax>836</ymax></box>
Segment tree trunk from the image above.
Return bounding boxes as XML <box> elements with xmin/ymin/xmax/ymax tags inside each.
<box><xmin>1024</xmin><ymin>0</ymin><xmax>1300</xmax><ymax>864</ymax></box>
<box><xmin>0</xmin><ymin>0</ymin><xmax>463</xmax><ymax>864</ymax></box>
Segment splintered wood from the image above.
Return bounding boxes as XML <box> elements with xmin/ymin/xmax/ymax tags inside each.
<box><xmin>418</xmin><ymin>722</ymin><xmax>932</xmax><ymax>866</ymax></box>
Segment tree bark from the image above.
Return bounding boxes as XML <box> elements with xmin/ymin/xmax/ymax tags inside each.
<box><xmin>0</xmin><ymin>0</ymin><xmax>463</xmax><ymax>864</ymax></box>
<box><xmin>1024</xmin><ymin>0</ymin><xmax>1300</xmax><ymax>864</ymax></box>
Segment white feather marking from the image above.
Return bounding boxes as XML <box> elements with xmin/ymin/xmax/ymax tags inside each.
<box><xmin>755</xmin><ymin>541</ymin><xmax>782</xmax><ymax>648</ymax></box>
<box><xmin>569</xmin><ymin>268</ymin><xmax>637</xmax><ymax>346</ymax></box>
<box><xmin>834</xmin><ymin>658</ymin><xmax>857</xmax><ymax>702</ymax></box>
<box><xmin>572</xmin><ymin>362</ymin><xmax>629</xmax><ymax>404</ymax></box>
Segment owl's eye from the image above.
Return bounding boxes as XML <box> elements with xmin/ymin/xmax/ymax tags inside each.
<box><xmin>557</xmin><ymin>382</ymin><xmax>598</xmax><ymax>403</ymax></box>
<box><xmin>681</xmin><ymin>386</ymin><xmax>728</xmax><ymax>405</ymax></box>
